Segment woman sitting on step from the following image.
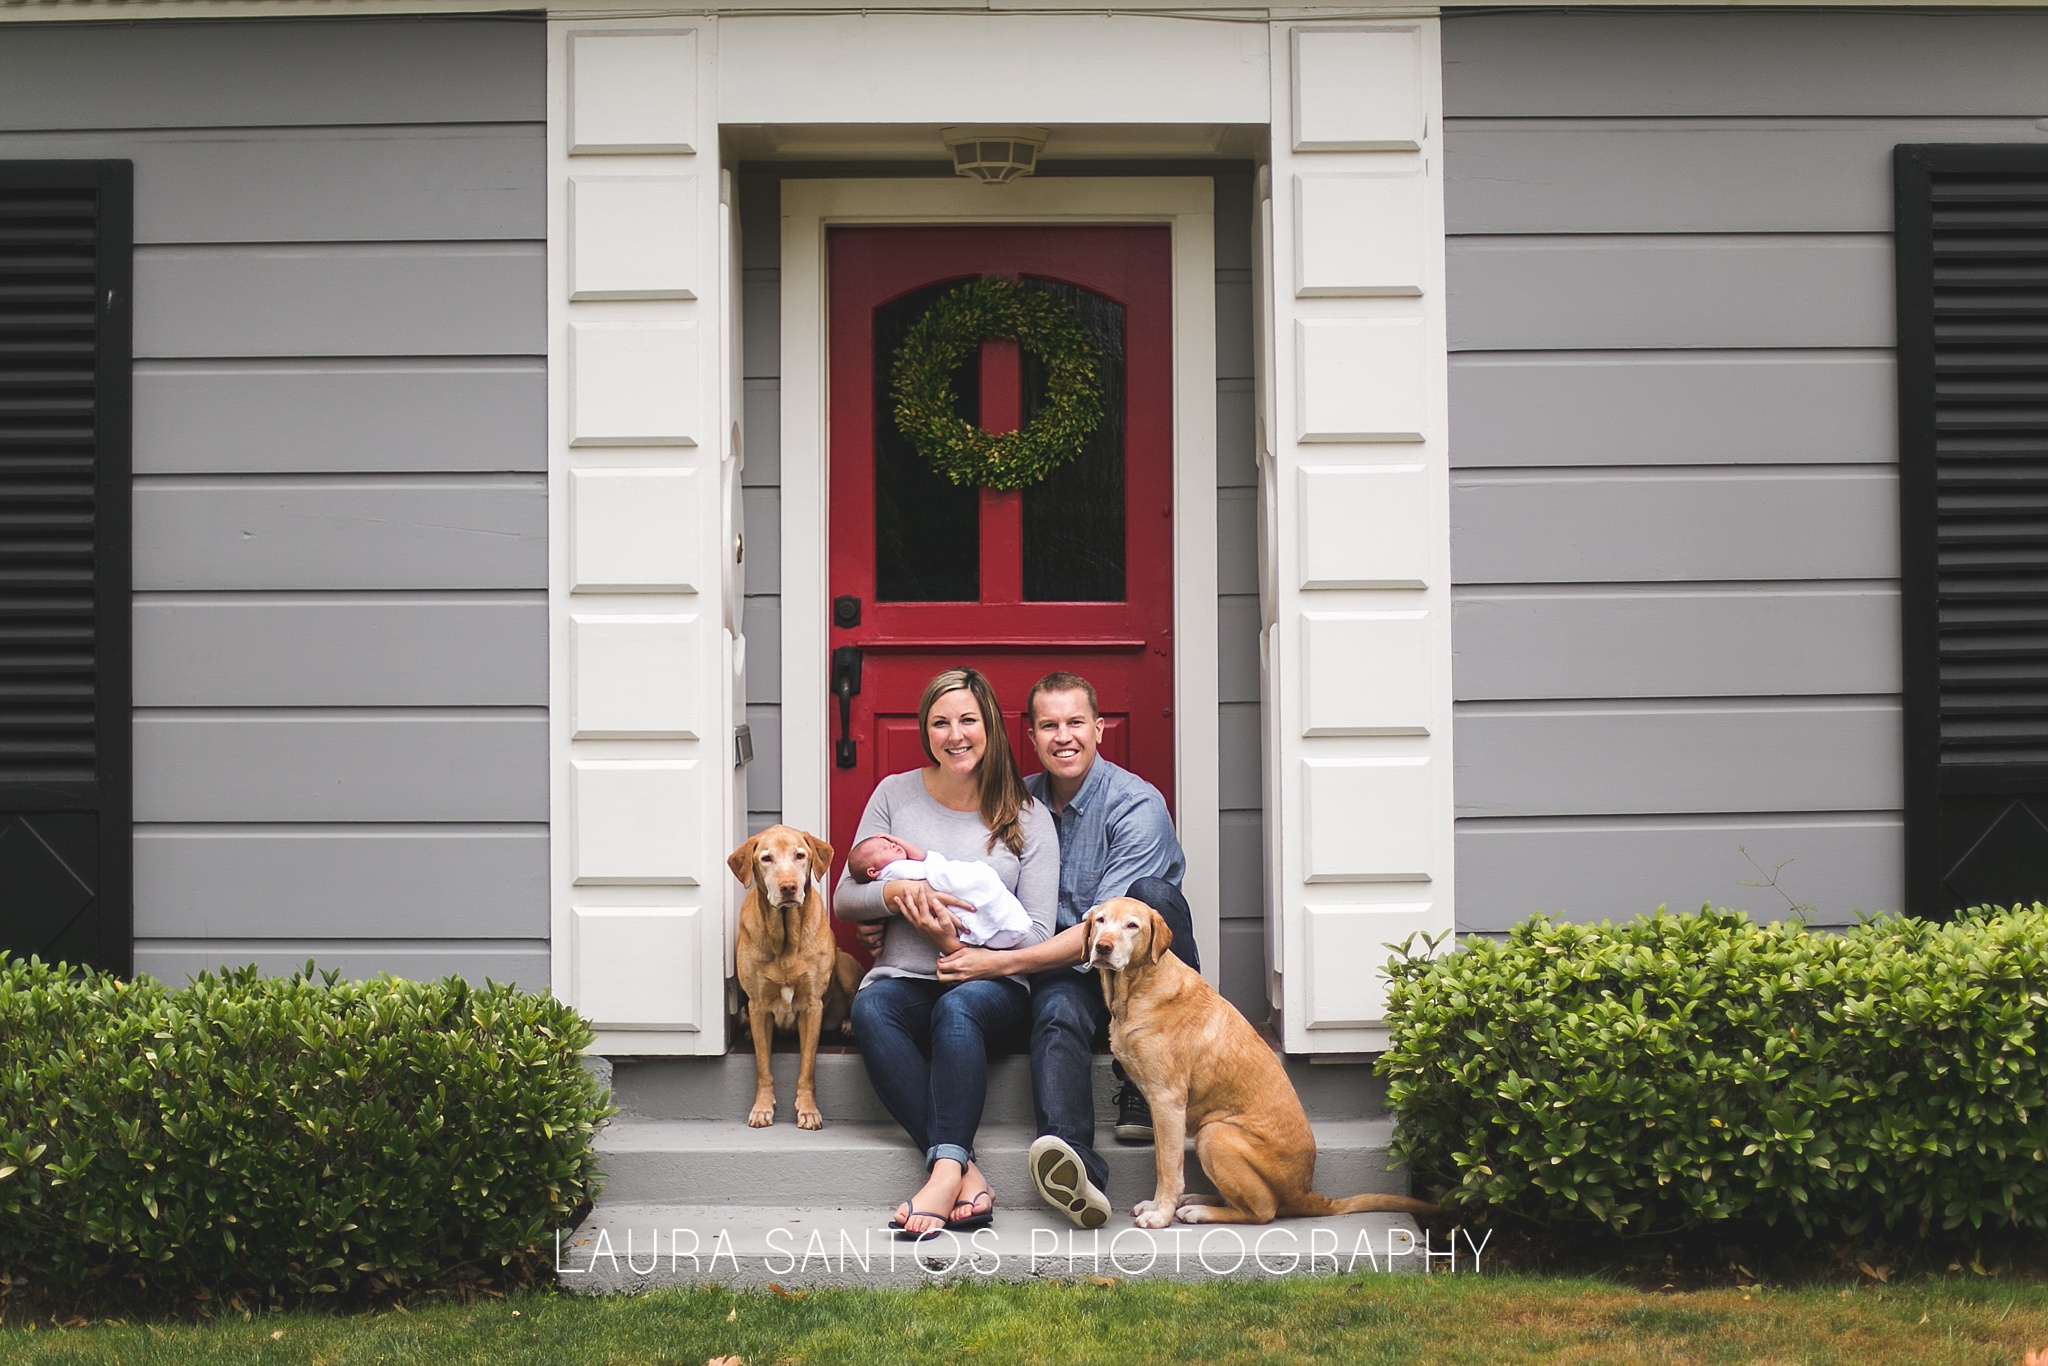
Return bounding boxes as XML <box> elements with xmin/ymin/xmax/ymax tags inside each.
<box><xmin>834</xmin><ymin>667</ymin><xmax>1059</xmax><ymax>1238</ymax></box>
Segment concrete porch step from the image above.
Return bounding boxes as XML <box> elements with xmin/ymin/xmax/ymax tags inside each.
<box><xmin>606</xmin><ymin>1050</ymin><xmax>1391</xmax><ymax>1127</ymax></box>
<box><xmin>557</xmin><ymin>1201</ymin><xmax>1428</xmax><ymax>1290</ymax></box>
<box><xmin>593</xmin><ymin>1117</ymin><xmax>1402</xmax><ymax>1208</ymax></box>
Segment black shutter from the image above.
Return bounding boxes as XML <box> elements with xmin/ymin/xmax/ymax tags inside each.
<box><xmin>1897</xmin><ymin>145</ymin><xmax>2048</xmax><ymax>916</ymax></box>
<box><xmin>0</xmin><ymin>162</ymin><xmax>131</xmax><ymax>973</ymax></box>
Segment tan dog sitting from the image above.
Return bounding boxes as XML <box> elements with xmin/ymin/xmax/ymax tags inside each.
<box><xmin>727</xmin><ymin>826</ymin><xmax>862</xmax><ymax>1130</ymax></box>
<box><xmin>1086</xmin><ymin>897</ymin><xmax>1439</xmax><ymax>1226</ymax></box>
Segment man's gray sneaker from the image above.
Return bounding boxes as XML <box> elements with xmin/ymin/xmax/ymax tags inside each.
<box><xmin>1028</xmin><ymin>1134</ymin><xmax>1111</xmax><ymax>1229</ymax></box>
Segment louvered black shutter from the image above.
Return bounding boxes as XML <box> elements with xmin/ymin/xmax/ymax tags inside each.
<box><xmin>1897</xmin><ymin>145</ymin><xmax>2048</xmax><ymax>917</ymax></box>
<box><xmin>0</xmin><ymin>162</ymin><xmax>131</xmax><ymax>973</ymax></box>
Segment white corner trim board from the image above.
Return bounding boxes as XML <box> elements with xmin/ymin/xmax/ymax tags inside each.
<box><xmin>1264</xmin><ymin>19</ymin><xmax>1455</xmax><ymax>1052</ymax></box>
<box><xmin>548</xmin><ymin>18</ymin><xmax>733</xmax><ymax>1056</ymax></box>
<box><xmin>778</xmin><ymin>176</ymin><xmax>1223</xmax><ymax>991</ymax></box>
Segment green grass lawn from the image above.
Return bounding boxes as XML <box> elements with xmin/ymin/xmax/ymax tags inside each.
<box><xmin>5</xmin><ymin>1274</ymin><xmax>2048</xmax><ymax>1365</ymax></box>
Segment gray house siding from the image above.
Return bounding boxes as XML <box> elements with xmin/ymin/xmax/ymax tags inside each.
<box><xmin>735</xmin><ymin>167</ymin><xmax>1267</xmax><ymax>1019</ymax></box>
<box><xmin>1443</xmin><ymin>9</ymin><xmax>2048</xmax><ymax>930</ymax></box>
<box><xmin>0</xmin><ymin>17</ymin><xmax>550</xmax><ymax>985</ymax></box>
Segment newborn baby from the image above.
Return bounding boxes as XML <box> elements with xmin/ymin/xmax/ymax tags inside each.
<box><xmin>846</xmin><ymin>833</ymin><xmax>1032</xmax><ymax>950</ymax></box>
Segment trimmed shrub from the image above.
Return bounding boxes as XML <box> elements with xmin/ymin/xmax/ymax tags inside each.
<box><xmin>1378</xmin><ymin>905</ymin><xmax>2048</xmax><ymax>1237</ymax></box>
<box><xmin>0</xmin><ymin>956</ymin><xmax>611</xmax><ymax>1299</ymax></box>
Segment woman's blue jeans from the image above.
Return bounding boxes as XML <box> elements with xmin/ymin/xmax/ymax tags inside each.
<box><xmin>850</xmin><ymin>975</ymin><xmax>1031</xmax><ymax>1171</ymax></box>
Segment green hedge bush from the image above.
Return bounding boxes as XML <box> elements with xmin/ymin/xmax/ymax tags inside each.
<box><xmin>1378</xmin><ymin>905</ymin><xmax>2048</xmax><ymax>1238</ymax></box>
<box><xmin>0</xmin><ymin>956</ymin><xmax>611</xmax><ymax>1299</ymax></box>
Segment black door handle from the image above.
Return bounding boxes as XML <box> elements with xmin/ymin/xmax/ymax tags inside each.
<box><xmin>832</xmin><ymin>646</ymin><xmax>864</xmax><ymax>770</ymax></box>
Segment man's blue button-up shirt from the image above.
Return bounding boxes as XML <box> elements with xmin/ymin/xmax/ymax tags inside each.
<box><xmin>1024</xmin><ymin>754</ymin><xmax>1187</xmax><ymax>935</ymax></box>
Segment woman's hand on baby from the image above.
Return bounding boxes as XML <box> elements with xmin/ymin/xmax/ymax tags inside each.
<box><xmin>884</xmin><ymin>880</ymin><xmax>971</xmax><ymax>951</ymax></box>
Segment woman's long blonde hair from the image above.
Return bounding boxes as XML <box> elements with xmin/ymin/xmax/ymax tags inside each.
<box><xmin>917</xmin><ymin>667</ymin><xmax>1032</xmax><ymax>856</ymax></box>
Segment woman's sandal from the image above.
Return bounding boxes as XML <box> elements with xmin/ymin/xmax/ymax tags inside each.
<box><xmin>945</xmin><ymin>1189</ymin><xmax>995</xmax><ymax>1232</ymax></box>
<box><xmin>887</xmin><ymin>1204</ymin><xmax>949</xmax><ymax>1241</ymax></box>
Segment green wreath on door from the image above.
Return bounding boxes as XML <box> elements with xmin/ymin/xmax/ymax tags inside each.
<box><xmin>890</xmin><ymin>277</ymin><xmax>1105</xmax><ymax>491</ymax></box>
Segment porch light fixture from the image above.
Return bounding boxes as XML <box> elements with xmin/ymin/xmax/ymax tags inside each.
<box><xmin>942</xmin><ymin>126</ymin><xmax>1048</xmax><ymax>185</ymax></box>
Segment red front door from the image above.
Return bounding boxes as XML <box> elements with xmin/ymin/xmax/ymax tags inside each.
<box><xmin>826</xmin><ymin>225</ymin><xmax>1176</xmax><ymax>945</ymax></box>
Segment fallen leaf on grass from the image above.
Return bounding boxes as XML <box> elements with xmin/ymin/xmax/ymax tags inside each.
<box><xmin>270</xmin><ymin>1330</ymin><xmax>284</xmax><ymax>1340</ymax></box>
<box><xmin>707</xmin><ymin>1357</ymin><xmax>744</xmax><ymax>1366</ymax></box>
<box><xmin>765</xmin><ymin>1282</ymin><xmax>805</xmax><ymax>1300</ymax></box>
<box><xmin>1089</xmin><ymin>1277</ymin><xmax>1120</xmax><ymax>1288</ymax></box>
<box><xmin>1857</xmin><ymin>1261</ymin><xmax>1892</xmax><ymax>1284</ymax></box>
<box><xmin>726</xmin><ymin>1307</ymin><xmax>737</xmax><ymax>1322</ymax></box>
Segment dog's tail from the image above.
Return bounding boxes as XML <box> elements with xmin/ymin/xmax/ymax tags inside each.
<box><xmin>1289</xmin><ymin>1192</ymin><xmax>1440</xmax><ymax>1218</ymax></box>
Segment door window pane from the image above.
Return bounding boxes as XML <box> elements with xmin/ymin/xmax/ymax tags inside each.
<box><xmin>875</xmin><ymin>279</ymin><xmax>980</xmax><ymax>602</ymax></box>
<box><xmin>1021</xmin><ymin>278</ymin><xmax>1126</xmax><ymax>602</ymax></box>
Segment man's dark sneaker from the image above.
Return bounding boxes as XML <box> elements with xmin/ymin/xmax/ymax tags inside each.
<box><xmin>1112</xmin><ymin>1079</ymin><xmax>1154</xmax><ymax>1144</ymax></box>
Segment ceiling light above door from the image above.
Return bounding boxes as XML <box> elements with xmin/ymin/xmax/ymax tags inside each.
<box><xmin>942</xmin><ymin>126</ymin><xmax>1049</xmax><ymax>184</ymax></box>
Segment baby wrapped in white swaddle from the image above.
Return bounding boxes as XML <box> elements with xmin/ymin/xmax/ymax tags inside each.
<box><xmin>845</xmin><ymin>833</ymin><xmax>1032</xmax><ymax>950</ymax></box>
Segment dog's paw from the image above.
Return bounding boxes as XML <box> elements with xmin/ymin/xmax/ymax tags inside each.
<box><xmin>795</xmin><ymin>1103</ymin><xmax>824</xmax><ymax>1131</ymax></box>
<box><xmin>1175</xmin><ymin>1205</ymin><xmax>1219</xmax><ymax>1224</ymax></box>
<box><xmin>747</xmin><ymin>1102</ymin><xmax>776</xmax><ymax>1128</ymax></box>
<box><xmin>1133</xmin><ymin>1205</ymin><xmax>1175</xmax><ymax>1230</ymax></box>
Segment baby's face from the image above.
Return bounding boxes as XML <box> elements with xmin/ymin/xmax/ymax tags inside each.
<box><xmin>856</xmin><ymin>836</ymin><xmax>909</xmax><ymax>878</ymax></box>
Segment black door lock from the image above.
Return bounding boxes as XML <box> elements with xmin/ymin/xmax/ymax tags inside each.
<box><xmin>833</xmin><ymin>594</ymin><xmax>862</xmax><ymax>629</ymax></box>
<box><xmin>832</xmin><ymin>646</ymin><xmax>864</xmax><ymax>769</ymax></box>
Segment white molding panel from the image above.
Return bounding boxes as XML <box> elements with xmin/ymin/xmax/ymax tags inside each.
<box><xmin>1265</xmin><ymin>19</ymin><xmax>1454</xmax><ymax>1050</ymax></box>
<box><xmin>569</xmin><ymin>467</ymin><xmax>703</xmax><ymax>591</ymax></box>
<box><xmin>1291</xmin><ymin>26</ymin><xmax>1425</xmax><ymax>152</ymax></box>
<box><xmin>571</xmin><ymin>759</ymin><xmax>702</xmax><ymax>884</ymax></box>
<box><xmin>569</xmin><ymin>613</ymin><xmax>701</xmax><ymax>738</ymax></box>
<box><xmin>1303</xmin><ymin>757</ymin><xmax>1436</xmax><ymax>883</ymax></box>
<box><xmin>1294</xmin><ymin>173</ymin><xmax>1426</xmax><ymax>297</ymax></box>
<box><xmin>1298</xmin><ymin>464</ymin><xmax>1430</xmax><ymax>589</ymax></box>
<box><xmin>1301</xmin><ymin>611</ymin><xmax>1432</xmax><ymax>736</ymax></box>
<box><xmin>1297</xmin><ymin>318</ymin><xmax>1427</xmax><ymax>441</ymax></box>
<box><xmin>567</xmin><ymin>30</ymin><xmax>698</xmax><ymax>155</ymax></box>
<box><xmin>1304</xmin><ymin>902</ymin><xmax>1433</xmax><ymax>1029</ymax></box>
<box><xmin>568</xmin><ymin>321</ymin><xmax>699</xmax><ymax>445</ymax></box>
<box><xmin>569</xmin><ymin>175</ymin><xmax>699</xmax><ymax>301</ymax></box>
<box><xmin>572</xmin><ymin>905</ymin><xmax>704</xmax><ymax>1030</ymax></box>
<box><xmin>550</xmin><ymin>18</ymin><xmax>730</xmax><ymax>1053</ymax></box>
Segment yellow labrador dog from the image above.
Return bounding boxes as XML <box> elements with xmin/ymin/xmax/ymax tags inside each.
<box><xmin>728</xmin><ymin>826</ymin><xmax>862</xmax><ymax>1130</ymax></box>
<box><xmin>1086</xmin><ymin>897</ymin><xmax>1439</xmax><ymax>1227</ymax></box>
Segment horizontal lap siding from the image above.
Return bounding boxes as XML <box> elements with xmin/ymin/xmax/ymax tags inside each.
<box><xmin>133</xmin><ymin>597</ymin><xmax>546</xmax><ymax>706</ymax></box>
<box><xmin>1437</xmin><ymin>10</ymin><xmax>2048</xmax><ymax>928</ymax></box>
<box><xmin>132</xmin><ymin>478</ymin><xmax>547</xmax><ymax>590</ymax></box>
<box><xmin>134</xmin><ymin>362</ymin><xmax>545</xmax><ymax>475</ymax></box>
<box><xmin>134</xmin><ymin>712</ymin><xmax>548</xmax><ymax>822</ymax></box>
<box><xmin>134</xmin><ymin>245</ymin><xmax>545</xmax><ymax>358</ymax></box>
<box><xmin>18</xmin><ymin>17</ymin><xmax>552</xmax><ymax>986</ymax></box>
<box><xmin>134</xmin><ymin>826</ymin><xmax>547</xmax><ymax>937</ymax></box>
<box><xmin>1448</xmin><ymin>352</ymin><xmax>1895</xmax><ymax>468</ymax></box>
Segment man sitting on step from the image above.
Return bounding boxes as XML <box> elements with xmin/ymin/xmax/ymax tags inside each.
<box><xmin>934</xmin><ymin>670</ymin><xmax>1202</xmax><ymax>1229</ymax></box>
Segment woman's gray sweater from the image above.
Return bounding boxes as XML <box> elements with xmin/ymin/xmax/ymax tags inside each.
<box><xmin>833</xmin><ymin>769</ymin><xmax>1059</xmax><ymax>985</ymax></box>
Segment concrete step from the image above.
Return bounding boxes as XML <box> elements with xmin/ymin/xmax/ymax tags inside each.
<box><xmin>593</xmin><ymin>1117</ymin><xmax>1402</xmax><ymax>1208</ymax></box>
<box><xmin>606</xmin><ymin>1050</ymin><xmax>1390</xmax><ymax>1126</ymax></box>
<box><xmin>557</xmin><ymin>1202</ymin><xmax>1428</xmax><ymax>1290</ymax></box>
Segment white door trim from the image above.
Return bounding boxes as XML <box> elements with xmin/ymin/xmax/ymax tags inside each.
<box><xmin>778</xmin><ymin>176</ymin><xmax>1222</xmax><ymax>981</ymax></box>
